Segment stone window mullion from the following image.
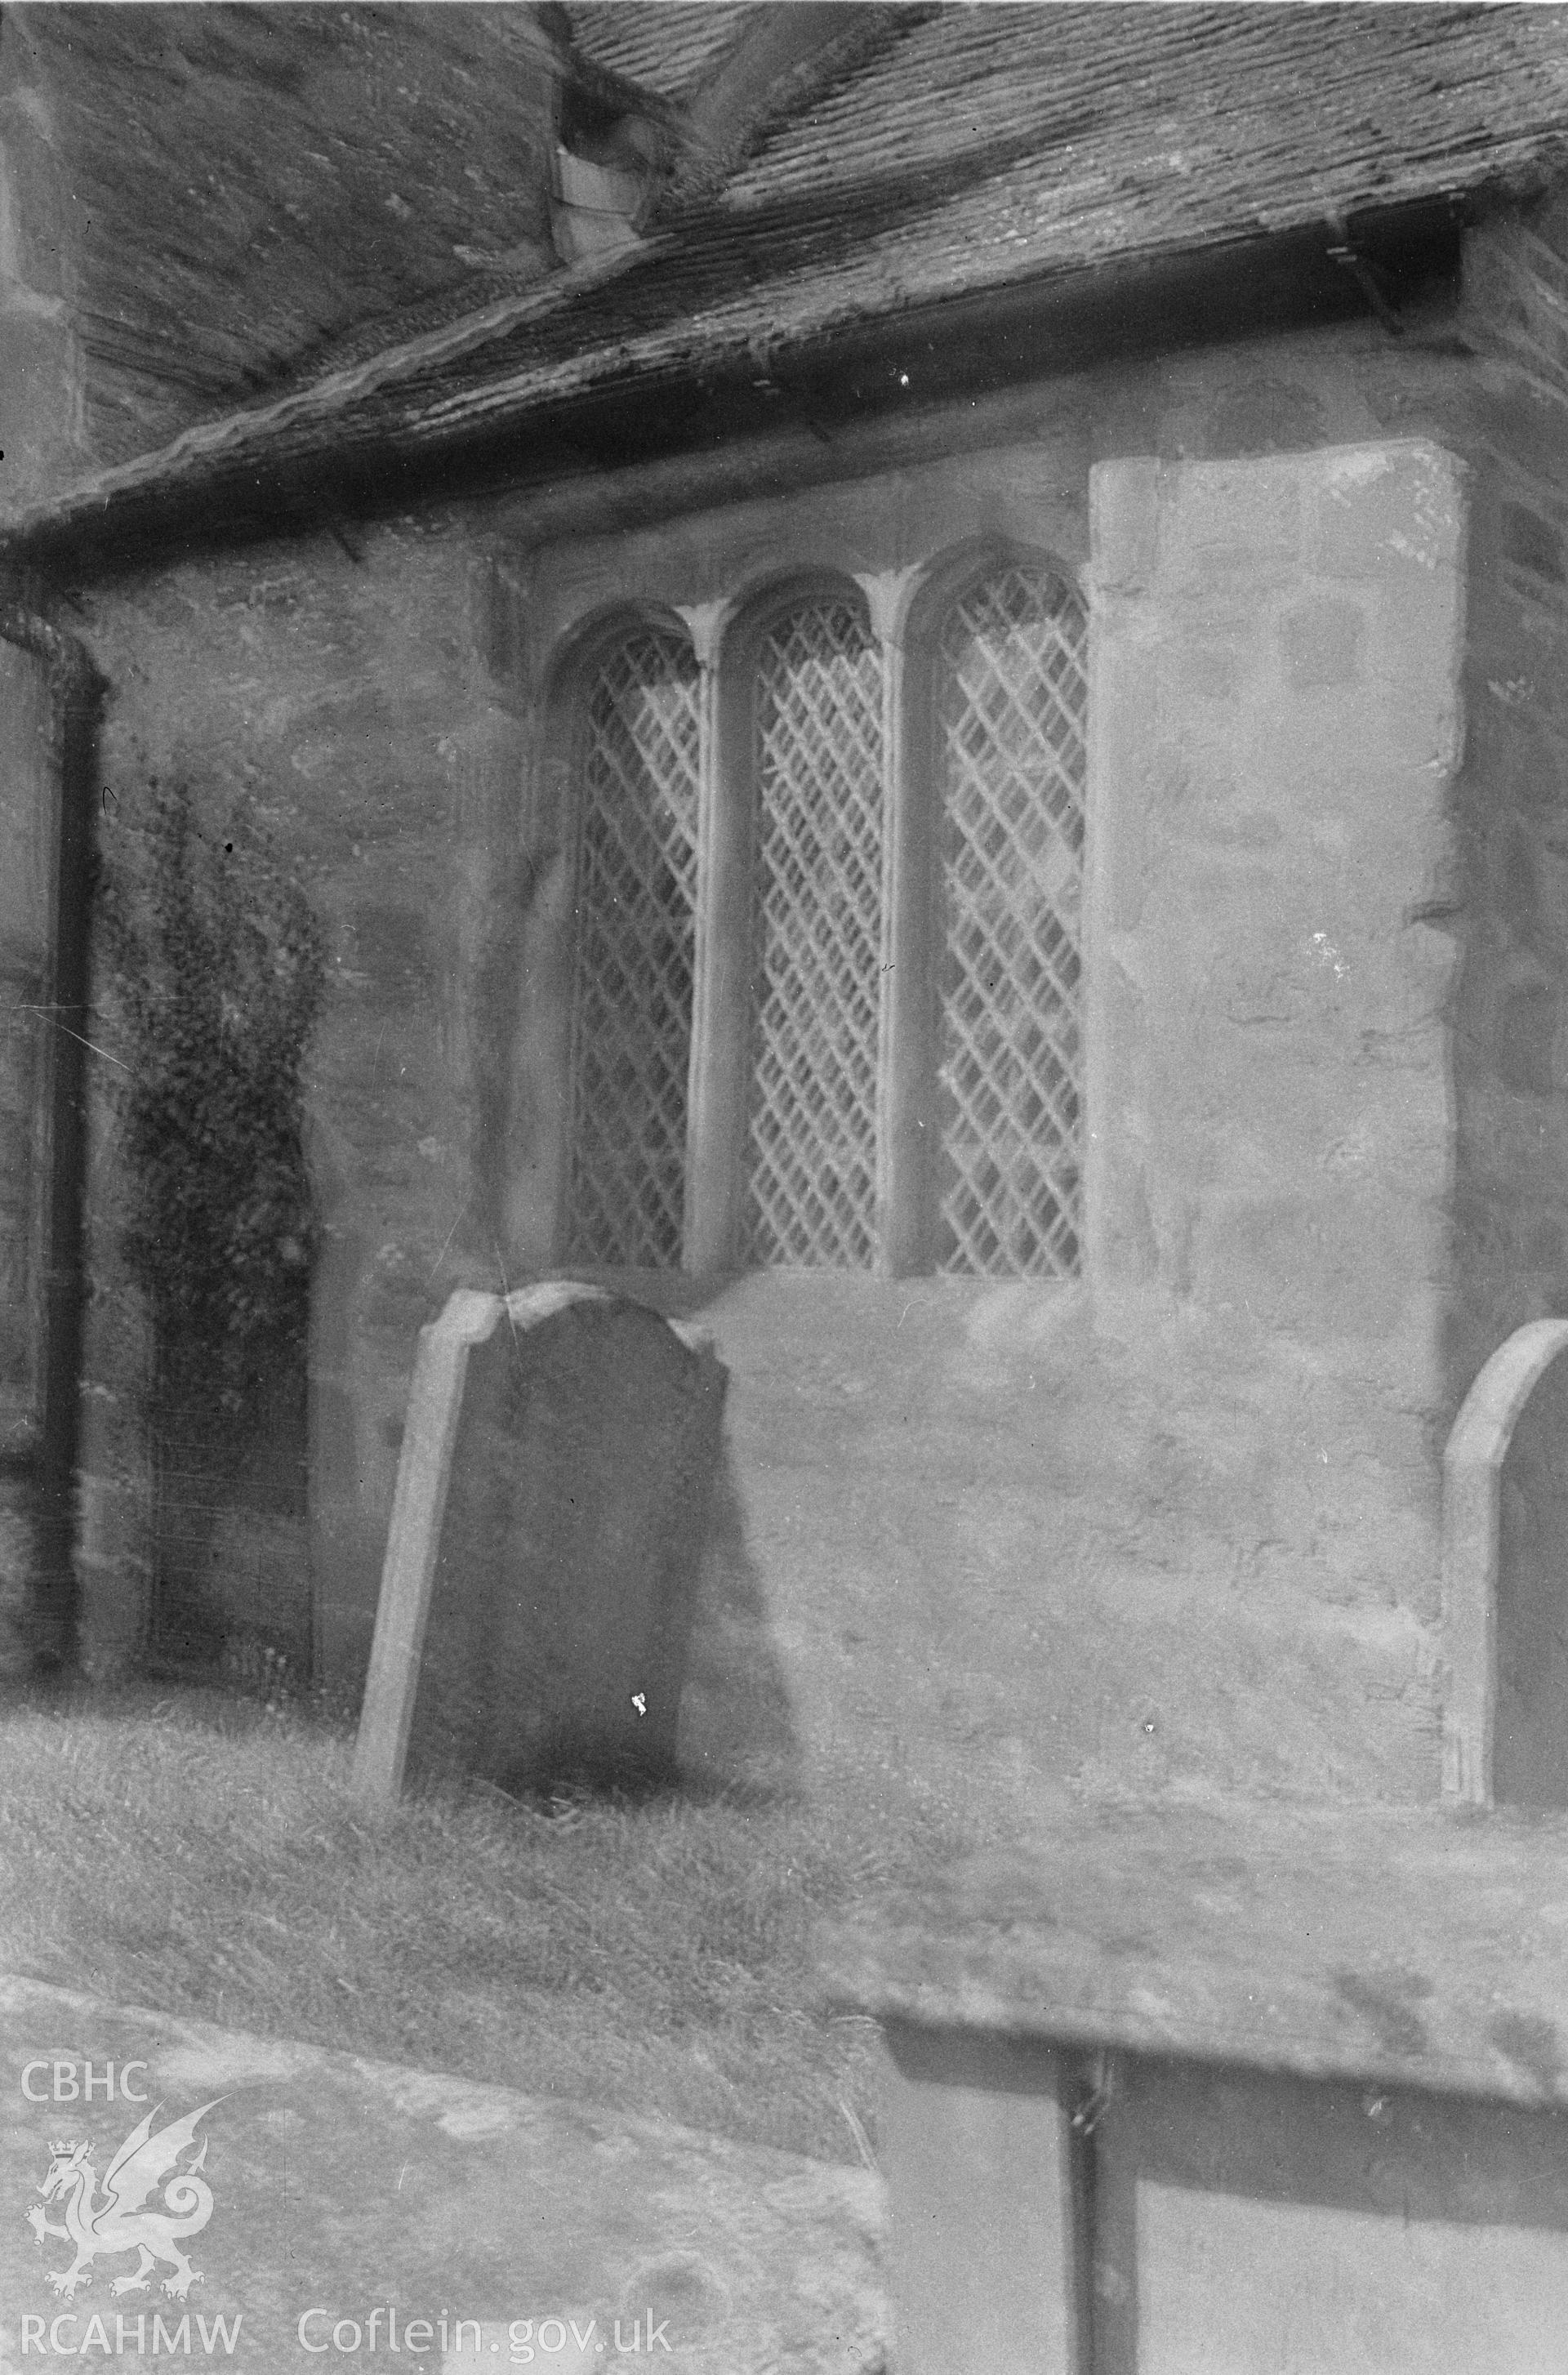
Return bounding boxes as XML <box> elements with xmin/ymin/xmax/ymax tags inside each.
<box><xmin>681</xmin><ymin>604</ymin><xmax>752</xmax><ymax>1275</ymax></box>
<box><xmin>859</xmin><ymin>566</ymin><xmax>938</xmax><ymax>1279</ymax></box>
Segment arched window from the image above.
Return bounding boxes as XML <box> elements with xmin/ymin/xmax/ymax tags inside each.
<box><xmin>549</xmin><ymin>547</ymin><xmax>1092</xmax><ymax>1281</ymax></box>
<box><xmin>934</xmin><ymin>562</ymin><xmax>1088</xmax><ymax>1276</ymax></box>
<box><xmin>565</xmin><ymin>622</ymin><xmax>701</xmax><ymax>1267</ymax></box>
<box><xmin>745</xmin><ymin>596</ymin><xmax>884</xmax><ymax>1268</ymax></box>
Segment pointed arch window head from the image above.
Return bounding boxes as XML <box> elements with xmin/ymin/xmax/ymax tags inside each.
<box><xmin>565</xmin><ymin>623</ymin><xmax>701</xmax><ymax>1268</ymax></box>
<box><xmin>935</xmin><ymin>562</ymin><xmax>1088</xmax><ymax>1277</ymax></box>
<box><xmin>746</xmin><ymin>598</ymin><xmax>884</xmax><ymax>1269</ymax></box>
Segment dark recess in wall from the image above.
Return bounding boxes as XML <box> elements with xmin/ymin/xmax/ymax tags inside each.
<box><xmin>0</xmin><ymin>608</ymin><xmax>106</xmax><ymax>1676</ymax></box>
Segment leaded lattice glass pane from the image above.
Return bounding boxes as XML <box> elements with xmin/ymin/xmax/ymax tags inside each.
<box><xmin>937</xmin><ymin>564</ymin><xmax>1087</xmax><ymax>1277</ymax></box>
<box><xmin>566</xmin><ymin>626</ymin><xmax>701</xmax><ymax>1267</ymax></box>
<box><xmin>745</xmin><ymin>600</ymin><xmax>884</xmax><ymax>1268</ymax></box>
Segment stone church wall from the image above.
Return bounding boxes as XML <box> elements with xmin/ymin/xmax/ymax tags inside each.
<box><xmin>1447</xmin><ymin>200</ymin><xmax>1568</xmax><ymax>1415</ymax></box>
<box><xmin>77</xmin><ymin>524</ymin><xmax>531</xmax><ymax>1680</ymax></box>
<box><xmin>66</xmin><ymin>239</ymin><xmax>1568</xmax><ymax>1829</ymax></box>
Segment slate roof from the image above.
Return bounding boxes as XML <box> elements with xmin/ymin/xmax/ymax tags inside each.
<box><xmin>11</xmin><ymin>2</ymin><xmax>565</xmax><ymax>467</ymax></box>
<box><xmin>8</xmin><ymin>2</ymin><xmax>1568</xmax><ymax>561</ymax></box>
<box><xmin>567</xmin><ymin>1</ymin><xmax>760</xmax><ymax>99</ymax></box>
<box><xmin>721</xmin><ymin>2</ymin><xmax>1564</xmax><ymax>221</ymax></box>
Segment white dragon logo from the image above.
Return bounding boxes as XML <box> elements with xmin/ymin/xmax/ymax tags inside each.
<box><xmin>24</xmin><ymin>2100</ymin><xmax>222</xmax><ymax>2301</ymax></box>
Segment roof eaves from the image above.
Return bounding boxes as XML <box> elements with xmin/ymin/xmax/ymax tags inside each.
<box><xmin>3</xmin><ymin>135</ymin><xmax>1557</xmax><ymax>575</ymax></box>
<box><xmin>0</xmin><ymin>234</ymin><xmax>675</xmax><ymax>544</ymax></box>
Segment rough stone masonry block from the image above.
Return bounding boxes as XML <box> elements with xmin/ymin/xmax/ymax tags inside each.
<box><xmin>1085</xmin><ymin>439</ymin><xmax>1464</xmax><ymax>1354</ymax></box>
<box><xmin>354</xmin><ymin>1282</ymin><xmax>727</xmax><ymax>1802</ymax></box>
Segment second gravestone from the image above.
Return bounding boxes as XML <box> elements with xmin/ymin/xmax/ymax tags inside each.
<box><xmin>354</xmin><ymin>1282</ymin><xmax>728</xmax><ymax>1800</ymax></box>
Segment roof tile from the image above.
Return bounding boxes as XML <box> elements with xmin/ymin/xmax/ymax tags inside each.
<box><xmin>10</xmin><ymin>2</ymin><xmax>1568</xmax><ymax>552</ymax></box>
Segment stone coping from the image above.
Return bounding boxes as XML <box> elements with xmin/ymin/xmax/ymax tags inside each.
<box><xmin>825</xmin><ymin>1798</ymin><xmax>1568</xmax><ymax>2110</ymax></box>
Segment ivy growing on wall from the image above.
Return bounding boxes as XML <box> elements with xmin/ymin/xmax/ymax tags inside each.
<box><xmin>96</xmin><ymin>777</ymin><xmax>325</xmax><ymax>1419</ymax></box>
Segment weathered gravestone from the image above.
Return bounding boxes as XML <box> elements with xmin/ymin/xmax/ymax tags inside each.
<box><xmin>1443</xmin><ymin>1317</ymin><xmax>1568</xmax><ymax>1806</ymax></box>
<box><xmin>353</xmin><ymin>1282</ymin><xmax>727</xmax><ymax>1802</ymax></box>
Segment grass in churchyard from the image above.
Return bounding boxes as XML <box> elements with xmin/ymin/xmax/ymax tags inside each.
<box><xmin>0</xmin><ymin>1679</ymin><xmax>956</xmax><ymax>2167</ymax></box>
